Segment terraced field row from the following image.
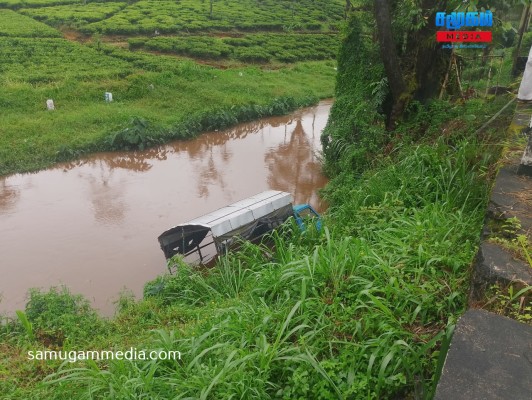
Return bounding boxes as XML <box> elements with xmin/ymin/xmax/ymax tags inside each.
<box><xmin>7</xmin><ymin>0</ymin><xmax>344</xmax><ymax>34</ymax></box>
<box><xmin>0</xmin><ymin>37</ymin><xmax>133</xmax><ymax>83</ymax></box>
<box><xmin>19</xmin><ymin>1</ymin><xmax>127</xmax><ymax>25</ymax></box>
<box><xmin>2</xmin><ymin>0</ymin><xmax>344</xmax><ymax>64</ymax></box>
<box><xmin>129</xmin><ymin>33</ymin><xmax>339</xmax><ymax>62</ymax></box>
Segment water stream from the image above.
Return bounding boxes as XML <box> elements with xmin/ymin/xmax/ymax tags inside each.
<box><xmin>0</xmin><ymin>100</ymin><xmax>331</xmax><ymax>315</ymax></box>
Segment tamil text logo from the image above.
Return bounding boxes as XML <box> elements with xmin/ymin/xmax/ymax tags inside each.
<box><xmin>436</xmin><ymin>11</ymin><xmax>493</xmax><ymax>43</ymax></box>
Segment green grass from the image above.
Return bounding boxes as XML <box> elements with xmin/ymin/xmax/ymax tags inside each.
<box><xmin>0</xmin><ymin>1</ymin><xmax>518</xmax><ymax>398</ymax></box>
<box><xmin>0</xmin><ymin>0</ymin><xmax>343</xmax><ymax>178</ymax></box>
<box><xmin>0</xmin><ymin>0</ymin><xmax>342</xmax><ymax>175</ymax></box>
<box><xmin>0</xmin><ymin>37</ymin><xmax>336</xmax><ymax>176</ymax></box>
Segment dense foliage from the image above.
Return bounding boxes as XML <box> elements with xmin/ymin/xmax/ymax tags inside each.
<box><xmin>0</xmin><ymin>37</ymin><xmax>131</xmax><ymax>83</ymax></box>
<box><xmin>0</xmin><ymin>0</ymin><xmax>80</xmax><ymax>8</ymax></box>
<box><xmin>321</xmin><ymin>2</ymin><xmax>517</xmax><ymax>174</ymax></box>
<box><xmin>321</xmin><ymin>14</ymin><xmax>385</xmax><ymax>175</ymax></box>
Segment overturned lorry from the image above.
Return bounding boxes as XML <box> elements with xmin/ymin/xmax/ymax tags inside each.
<box><xmin>158</xmin><ymin>190</ymin><xmax>319</xmax><ymax>265</ymax></box>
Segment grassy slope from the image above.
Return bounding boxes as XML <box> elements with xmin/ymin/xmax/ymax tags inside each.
<box><xmin>0</xmin><ymin>37</ymin><xmax>335</xmax><ymax>176</ymax></box>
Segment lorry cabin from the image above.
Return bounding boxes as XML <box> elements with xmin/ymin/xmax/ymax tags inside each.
<box><xmin>157</xmin><ymin>190</ymin><xmax>319</xmax><ymax>265</ymax></box>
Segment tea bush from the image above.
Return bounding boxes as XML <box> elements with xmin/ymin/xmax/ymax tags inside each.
<box><xmin>20</xmin><ymin>2</ymin><xmax>127</xmax><ymax>26</ymax></box>
<box><xmin>0</xmin><ymin>37</ymin><xmax>132</xmax><ymax>83</ymax></box>
<box><xmin>0</xmin><ymin>0</ymin><xmax>80</xmax><ymax>9</ymax></box>
<box><xmin>143</xmin><ymin>35</ymin><xmax>232</xmax><ymax>59</ymax></box>
<box><xmin>130</xmin><ymin>33</ymin><xmax>339</xmax><ymax>63</ymax></box>
<box><xmin>0</xmin><ymin>9</ymin><xmax>61</xmax><ymax>37</ymax></box>
<box><xmin>83</xmin><ymin>0</ymin><xmax>344</xmax><ymax>35</ymax></box>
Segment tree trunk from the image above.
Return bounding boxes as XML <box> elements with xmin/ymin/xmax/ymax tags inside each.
<box><xmin>513</xmin><ymin>3</ymin><xmax>532</xmax><ymax>76</ymax></box>
<box><xmin>344</xmin><ymin>0</ymin><xmax>352</xmax><ymax>19</ymax></box>
<box><xmin>373</xmin><ymin>0</ymin><xmax>408</xmax><ymax>130</ymax></box>
<box><xmin>403</xmin><ymin>0</ymin><xmax>451</xmax><ymax>102</ymax></box>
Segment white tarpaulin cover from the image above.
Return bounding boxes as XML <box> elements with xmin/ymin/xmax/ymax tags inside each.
<box><xmin>518</xmin><ymin>45</ymin><xmax>532</xmax><ymax>100</ymax></box>
<box><xmin>158</xmin><ymin>191</ymin><xmax>294</xmax><ymax>259</ymax></box>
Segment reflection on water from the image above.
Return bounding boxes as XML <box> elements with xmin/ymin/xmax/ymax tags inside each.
<box><xmin>0</xmin><ymin>100</ymin><xmax>331</xmax><ymax>315</ymax></box>
<box><xmin>86</xmin><ymin>168</ymin><xmax>128</xmax><ymax>226</ymax></box>
<box><xmin>265</xmin><ymin>117</ymin><xmax>324</xmax><ymax>206</ymax></box>
<box><xmin>0</xmin><ymin>181</ymin><xmax>20</xmax><ymax>214</ymax></box>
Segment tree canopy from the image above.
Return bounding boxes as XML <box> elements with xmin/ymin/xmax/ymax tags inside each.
<box><xmin>322</xmin><ymin>0</ymin><xmax>523</xmax><ymax>172</ymax></box>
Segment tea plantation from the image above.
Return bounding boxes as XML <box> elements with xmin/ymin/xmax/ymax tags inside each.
<box><xmin>14</xmin><ymin>0</ymin><xmax>344</xmax><ymax>34</ymax></box>
<box><xmin>0</xmin><ymin>0</ymin><xmax>343</xmax><ymax>176</ymax></box>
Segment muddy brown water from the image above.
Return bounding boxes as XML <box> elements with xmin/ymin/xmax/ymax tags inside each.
<box><xmin>0</xmin><ymin>100</ymin><xmax>331</xmax><ymax>316</ymax></box>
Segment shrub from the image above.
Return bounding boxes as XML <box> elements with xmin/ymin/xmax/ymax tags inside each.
<box><xmin>144</xmin><ymin>261</ymin><xmax>217</xmax><ymax>306</ymax></box>
<box><xmin>127</xmin><ymin>38</ymin><xmax>147</xmax><ymax>50</ymax></box>
<box><xmin>105</xmin><ymin>117</ymin><xmax>162</xmax><ymax>151</ymax></box>
<box><xmin>234</xmin><ymin>46</ymin><xmax>272</xmax><ymax>63</ymax></box>
<box><xmin>24</xmin><ymin>286</ymin><xmax>106</xmax><ymax>346</ymax></box>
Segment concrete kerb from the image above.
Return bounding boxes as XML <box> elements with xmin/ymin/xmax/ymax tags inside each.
<box><xmin>435</xmin><ymin>99</ymin><xmax>532</xmax><ymax>400</ymax></box>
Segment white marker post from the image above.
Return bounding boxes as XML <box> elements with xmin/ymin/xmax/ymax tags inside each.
<box><xmin>105</xmin><ymin>92</ymin><xmax>113</xmax><ymax>102</ymax></box>
<box><xmin>46</xmin><ymin>99</ymin><xmax>55</xmax><ymax>110</ymax></box>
